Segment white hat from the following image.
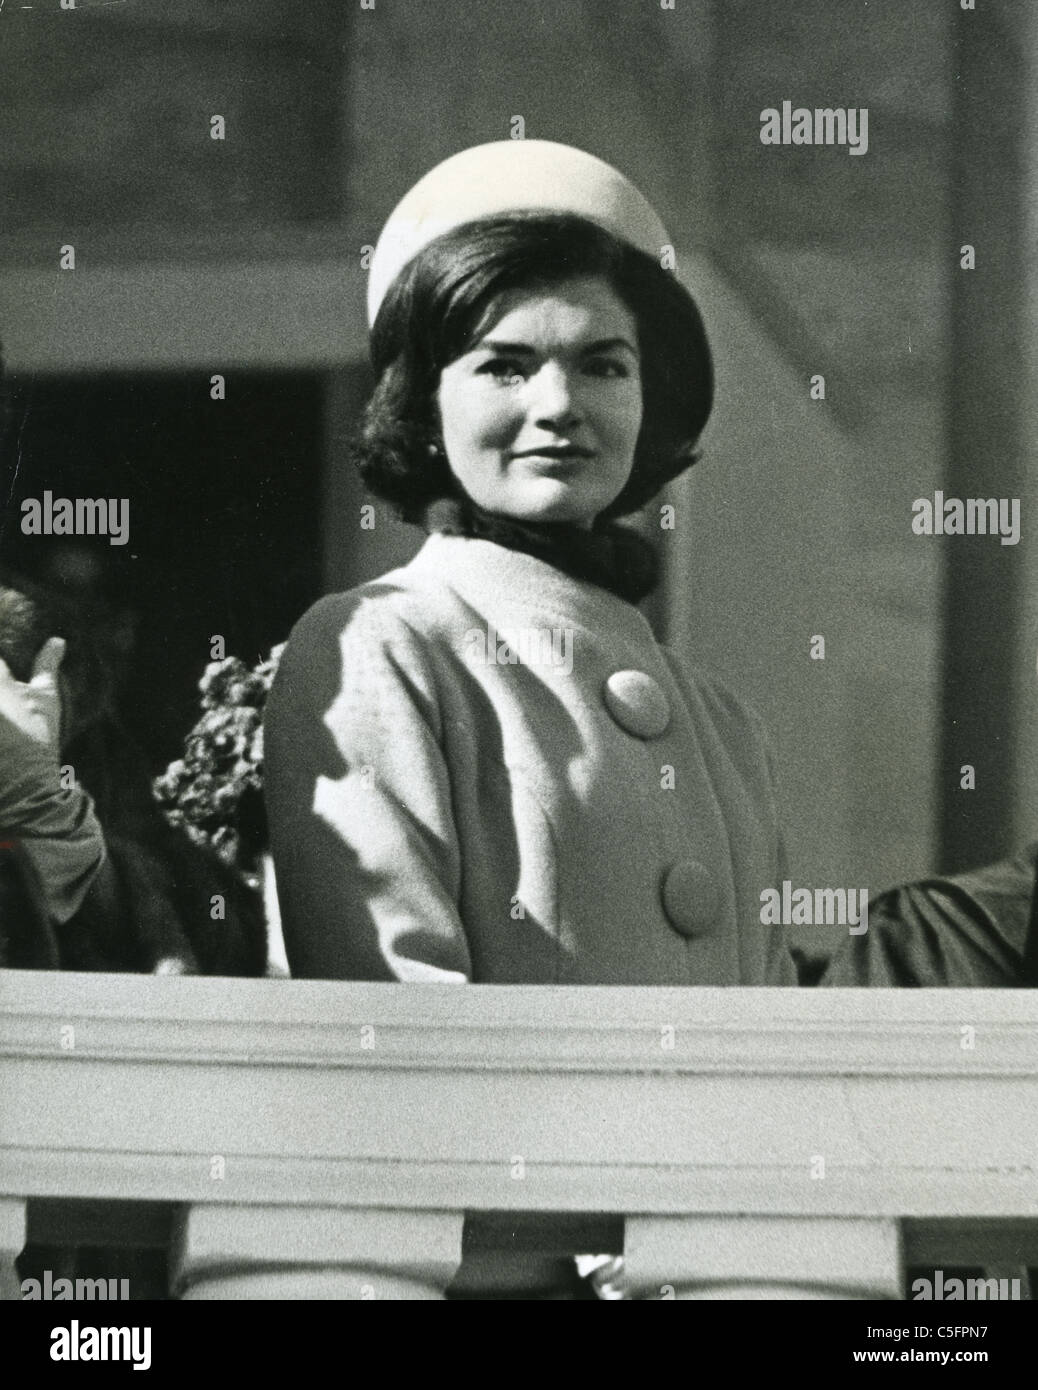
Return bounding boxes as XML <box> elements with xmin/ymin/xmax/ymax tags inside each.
<box><xmin>367</xmin><ymin>140</ymin><xmax>670</xmax><ymax>325</ymax></box>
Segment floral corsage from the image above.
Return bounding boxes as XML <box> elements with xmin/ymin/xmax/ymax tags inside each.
<box><xmin>153</xmin><ymin>645</ymin><xmax>284</xmax><ymax>889</ymax></box>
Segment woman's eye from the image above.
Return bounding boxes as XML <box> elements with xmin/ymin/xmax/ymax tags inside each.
<box><xmin>480</xmin><ymin>358</ymin><xmax>526</xmax><ymax>383</ymax></box>
<box><xmin>585</xmin><ymin>357</ymin><xmax>629</xmax><ymax>379</ymax></box>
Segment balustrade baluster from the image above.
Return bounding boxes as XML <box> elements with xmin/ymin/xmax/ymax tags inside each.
<box><xmin>172</xmin><ymin>1204</ymin><xmax>464</xmax><ymax>1300</ymax></box>
<box><xmin>0</xmin><ymin>1197</ymin><xmax>26</xmax><ymax>1301</ymax></box>
<box><xmin>623</xmin><ymin>1215</ymin><xmax>902</xmax><ymax>1301</ymax></box>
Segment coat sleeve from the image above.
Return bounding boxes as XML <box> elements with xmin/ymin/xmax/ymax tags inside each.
<box><xmin>817</xmin><ymin>845</ymin><xmax>1036</xmax><ymax>987</ymax></box>
<box><xmin>0</xmin><ymin>710</ymin><xmax>106</xmax><ymax>924</ymax></box>
<box><xmin>263</xmin><ymin>592</ymin><xmax>472</xmax><ymax>982</ymax></box>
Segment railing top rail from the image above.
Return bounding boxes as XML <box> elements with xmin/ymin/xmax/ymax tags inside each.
<box><xmin>2</xmin><ymin>971</ymin><xmax>1037</xmax><ymax>1075</ymax></box>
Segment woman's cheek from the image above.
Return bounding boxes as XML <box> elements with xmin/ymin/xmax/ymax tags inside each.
<box><xmin>478</xmin><ymin>400</ymin><xmax>525</xmax><ymax>453</ymax></box>
<box><xmin>599</xmin><ymin>406</ymin><xmax>642</xmax><ymax>461</ymax></box>
<box><xmin>620</xmin><ymin>391</ymin><xmax>645</xmax><ymax>455</ymax></box>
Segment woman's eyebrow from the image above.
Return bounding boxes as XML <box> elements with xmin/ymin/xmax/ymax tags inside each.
<box><xmin>476</xmin><ymin>337</ymin><xmax>638</xmax><ymax>356</ymax></box>
<box><xmin>580</xmin><ymin>337</ymin><xmax>638</xmax><ymax>357</ymax></box>
<box><xmin>478</xmin><ymin>340</ymin><xmax>536</xmax><ymax>355</ymax></box>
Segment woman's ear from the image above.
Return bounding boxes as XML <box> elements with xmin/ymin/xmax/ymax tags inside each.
<box><xmin>425</xmin><ymin>391</ymin><xmax>446</xmax><ymax>457</ymax></box>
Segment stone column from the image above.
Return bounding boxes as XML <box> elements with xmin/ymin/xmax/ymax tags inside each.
<box><xmin>940</xmin><ymin>3</ymin><xmax>1030</xmax><ymax>868</ymax></box>
<box><xmin>1008</xmin><ymin>5</ymin><xmax>1038</xmax><ymax>847</ymax></box>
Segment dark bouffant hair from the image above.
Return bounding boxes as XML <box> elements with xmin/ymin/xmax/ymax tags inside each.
<box><xmin>353</xmin><ymin>213</ymin><xmax>714</xmax><ymax>523</ymax></box>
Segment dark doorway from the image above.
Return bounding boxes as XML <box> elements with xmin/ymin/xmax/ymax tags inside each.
<box><xmin>0</xmin><ymin>371</ymin><xmax>324</xmax><ymax>771</ymax></box>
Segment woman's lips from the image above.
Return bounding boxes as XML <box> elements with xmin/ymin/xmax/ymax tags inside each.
<box><xmin>513</xmin><ymin>450</ymin><xmax>594</xmax><ymax>473</ymax></box>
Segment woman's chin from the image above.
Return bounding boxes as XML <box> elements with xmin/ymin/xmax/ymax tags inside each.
<box><xmin>500</xmin><ymin>487</ymin><xmax>600</xmax><ymax>528</ymax></box>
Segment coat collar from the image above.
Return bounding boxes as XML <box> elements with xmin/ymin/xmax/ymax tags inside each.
<box><xmin>402</xmin><ymin>530</ymin><xmax>661</xmax><ymax>647</ymax></box>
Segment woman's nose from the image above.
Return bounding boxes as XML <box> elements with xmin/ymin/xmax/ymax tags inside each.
<box><xmin>529</xmin><ymin>364</ymin><xmax>582</xmax><ymax>428</ymax></box>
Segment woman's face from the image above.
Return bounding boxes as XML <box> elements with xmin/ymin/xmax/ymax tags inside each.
<box><xmin>435</xmin><ymin>275</ymin><xmax>643</xmax><ymax>528</ymax></box>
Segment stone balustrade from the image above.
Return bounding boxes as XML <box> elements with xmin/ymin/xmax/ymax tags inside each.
<box><xmin>2</xmin><ymin>973</ymin><xmax>1037</xmax><ymax>1299</ymax></box>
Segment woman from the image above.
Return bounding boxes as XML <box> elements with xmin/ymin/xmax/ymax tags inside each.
<box><xmin>264</xmin><ymin>140</ymin><xmax>798</xmax><ymax>987</ymax></box>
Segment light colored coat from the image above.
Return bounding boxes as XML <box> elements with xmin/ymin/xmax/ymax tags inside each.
<box><xmin>264</xmin><ymin>533</ymin><xmax>797</xmax><ymax>985</ymax></box>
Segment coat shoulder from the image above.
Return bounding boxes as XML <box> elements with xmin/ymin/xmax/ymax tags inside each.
<box><xmin>276</xmin><ymin>573</ymin><xmax>450</xmax><ymax>685</ymax></box>
<box><xmin>284</xmin><ymin>573</ymin><xmax>428</xmax><ymax>647</ymax></box>
<box><xmin>267</xmin><ymin>573</ymin><xmax>459</xmax><ymax>759</ymax></box>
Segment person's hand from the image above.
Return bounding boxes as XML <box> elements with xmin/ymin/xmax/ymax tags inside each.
<box><xmin>0</xmin><ymin>637</ymin><xmax>65</xmax><ymax>759</ymax></box>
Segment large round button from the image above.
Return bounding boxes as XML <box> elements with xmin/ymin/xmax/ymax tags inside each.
<box><xmin>602</xmin><ymin>669</ymin><xmax>670</xmax><ymax>739</ymax></box>
<box><xmin>661</xmin><ymin>861</ymin><xmax>719</xmax><ymax>937</ymax></box>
